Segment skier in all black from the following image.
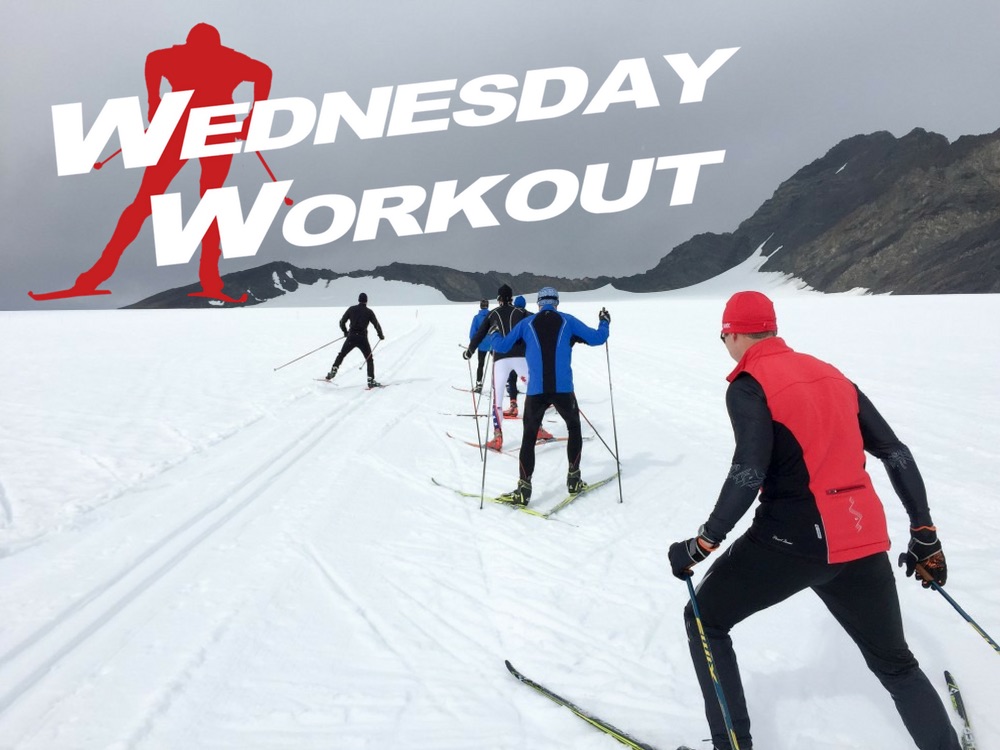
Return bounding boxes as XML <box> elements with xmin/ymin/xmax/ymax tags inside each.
<box><xmin>463</xmin><ymin>284</ymin><xmax>540</xmax><ymax>450</ymax></box>
<box><xmin>326</xmin><ymin>293</ymin><xmax>385</xmax><ymax>388</ymax></box>
<box><xmin>488</xmin><ymin>287</ymin><xmax>610</xmax><ymax>505</ymax></box>
<box><xmin>668</xmin><ymin>291</ymin><xmax>959</xmax><ymax>750</ymax></box>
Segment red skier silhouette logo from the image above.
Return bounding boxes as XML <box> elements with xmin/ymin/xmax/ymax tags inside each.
<box><xmin>30</xmin><ymin>23</ymin><xmax>275</xmax><ymax>303</ymax></box>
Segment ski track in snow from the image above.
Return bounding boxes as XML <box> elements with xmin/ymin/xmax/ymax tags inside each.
<box><xmin>0</xmin><ymin>317</ymin><xmax>437</xmax><ymax>744</ymax></box>
<box><xmin>0</xmin><ymin>289</ymin><xmax>998</xmax><ymax>749</ymax></box>
<box><xmin>0</xmin><ymin>380</ymin><xmax>359</xmax><ymax>715</ymax></box>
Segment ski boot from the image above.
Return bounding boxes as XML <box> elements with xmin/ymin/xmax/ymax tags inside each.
<box><xmin>474</xmin><ymin>380</ymin><xmax>483</xmax><ymax>394</ymax></box>
<box><xmin>325</xmin><ymin>365</ymin><xmax>338</xmax><ymax>381</ymax></box>
<box><xmin>536</xmin><ymin>427</ymin><xmax>555</xmax><ymax>442</ymax></box>
<box><xmin>499</xmin><ymin>478</ymin><xmax>532</xmax><ymax>506</ymax></box>
<box><xmin>485</xmin><ymin>429</ymin><xmax>503</xmax><ymax>452</ymax></box>
<box><xmin>567</xmin><ymin>467</ymin><xmax>585</xmax><ymax>494</ymax></box>
<box><xmin>367</xmin><ymin>377</ymin><xmax>382</xmax><ymax>388</ymax></box>
<box><xmin>503</xmin><ymin>399</ymin><xmax>518</xmax><ymax>418</ymax></box>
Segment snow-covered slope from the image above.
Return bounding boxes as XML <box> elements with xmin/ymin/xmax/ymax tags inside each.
<box><xmin>0</xmin><ymin>269</ymin><xmax>996</xmax><ymax>749</ymax></box>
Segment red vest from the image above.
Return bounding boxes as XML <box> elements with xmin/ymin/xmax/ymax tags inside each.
<box><xmin>728</xmin><ymin>338</ymin><xmax>889</xmax><ymax>563</ymax></box>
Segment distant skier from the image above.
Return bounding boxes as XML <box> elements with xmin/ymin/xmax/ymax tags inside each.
<box><xmin>488</xmin><ymin>287</ymin><xmax>610</xmax><ymax>506</ymax></box>
<box><xmin>326</xmin><ymin>293</ymin><xmax>385</xmax><ymax>388</ymax></box>
<box><xmin>667</xmin><ymin>291</ymin><xmax>959</xmax><ymax>750</ymax></box>
<box><xmin>31</xmin><ymin>23</ymin><xmax>273</xmax><ymax>303</ymax></box>
<box><xmin>463</xmin><ymin>284</ymin><xmax>533</xmax><ymax>450</ymax></box>
<box><xmin>468</xmin><ymin>299</ymin><xmax>491</xmax><ymax>393</ymax></box>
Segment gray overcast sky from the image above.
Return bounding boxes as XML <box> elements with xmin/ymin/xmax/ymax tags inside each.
<box><xmin>3</xmin><ymin>0</ymin><xmax>1000</xmax><ymax>310</ymax></box>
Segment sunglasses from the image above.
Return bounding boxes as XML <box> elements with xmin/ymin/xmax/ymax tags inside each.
<box><xmin>720</xmin><ymin>332</ymin><xmax>728</xmax><ymax>342</ymax></box>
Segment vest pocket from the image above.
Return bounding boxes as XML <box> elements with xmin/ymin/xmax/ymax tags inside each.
<box><xmin>818</xmin><ymin>483</ymin><xmax>890</xmax><ymax>563</ymax></box>
<box><xmin>825</xmin><ymin>484</ymin><xmax>866</xmax><ymax>495</ymax></box>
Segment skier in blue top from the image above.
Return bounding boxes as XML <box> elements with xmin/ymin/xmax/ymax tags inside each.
<box><xmin>488</xmin><ymin>286</ymin><xmax>610</xmax><ymax>505</ymax></box>
<box><xmin>468</xmin><ymin>299</ymin><xmax>491</xmax><ymax>393</ymax></box>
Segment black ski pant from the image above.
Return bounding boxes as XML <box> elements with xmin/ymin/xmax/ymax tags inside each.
<box><xmin>518</xmin><ymin>392</ymin><xmax>582</xmax><ymax>482</ymax></box>
<box><xmin>685</xmin><ymin>534</ymin><xmax>960</xmax><ymax>750</ymax></box>
<box><xmin>476</xmin><ymin>349</ymin><xmax>488</xmax><ymax>384</ymax></box>
<box><xmin>332</xmin><ymin>335</ymin><xmax>374</xmax><ymax>379</ymax></box>
<box><xmin>506</xmin><ymin>369</ymin><xmax>519</xmax><ymax>399</ymax></box>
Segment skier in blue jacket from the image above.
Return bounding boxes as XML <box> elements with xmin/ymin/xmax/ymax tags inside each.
<box><xmin>488</xmin><ymin>286</ymin><xmax>610</xmax><ymax>505</ymax></box>
<box><xmin>468</xmin><ymin>299</ymin><xmax>491</xmax><ymax>393</ymax></box>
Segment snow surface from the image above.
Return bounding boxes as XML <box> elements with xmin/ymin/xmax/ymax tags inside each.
<box><xmin>1</xmin><ymin>255</ymin><xmax>998</xmax><ymax>749</ymax></box>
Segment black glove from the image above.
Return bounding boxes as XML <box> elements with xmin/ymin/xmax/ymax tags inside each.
<box><xmin>897</xmin><ymin>526</ymin><xmax>947</xmax><ymax>587</ymax></box>
<box><xmin>462</xmin><ymin>347</ymin><xmax>473</xmax><ymax>360</ymax></box>
<box><xmin>599</xmin><ymin>307</ymin><xmax>610</xmax><ymax>323</ymax></box>
<box><xmin>378</xmin><ymin>333</ymin><xmax>385</xmax><ymax>341</ymax></box>
<box><xmin>668</xmin><ymin>532</ymin><xmax>719</xmax><ymax>580</ymax></box>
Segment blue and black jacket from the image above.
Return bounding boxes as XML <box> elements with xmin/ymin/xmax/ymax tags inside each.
<box><xmin>490</xmin><ymin>304</ymin><xmax>609</xmax><ymax>395</ymax></box>
<box><xmin>469</xmin><ymin>309</ymin><xmax>491</xmax><ymax>352</ymax></box>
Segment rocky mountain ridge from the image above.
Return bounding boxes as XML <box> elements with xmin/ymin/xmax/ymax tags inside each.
<box><xmin>126</xmin><ymin>127</ymin><xmax>1000</xmax><ymax>309</ymax></box>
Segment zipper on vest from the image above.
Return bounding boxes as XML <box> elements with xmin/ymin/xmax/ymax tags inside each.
<box><xmin>826</xmin><ymin>484</ymin><xmax>866</xmax><ymax>495</ymax></box>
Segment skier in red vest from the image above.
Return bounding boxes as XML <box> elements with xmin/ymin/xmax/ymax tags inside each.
<box><xmin>37</xmin><ymin>23</ymin><xmax>271</xmax><ymax>303</ymax></box>
<box><xmin>668</xmin><ymin>291</ymin><xmax>959</xmax><ymax>750</ymax></box>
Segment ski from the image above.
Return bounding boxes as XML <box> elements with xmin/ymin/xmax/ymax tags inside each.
<box><xmin>944</xmin><ymin>670</ymin><xmax>976</xmax><ymax>750</ymax></box>
<box><xmin>28</xmin><ymin>288</ymin><xmax>112</xmax><ymax>301</ymax></box>
<box><xmin>445</xmin><ymin>431</ymin><xmax>505</xmax><ymax>453</ymax></box>
<box><xmin>430</xmin><ymin>478</ymin><xmax>547</xmax><ymax>518</ymax></box>
<box><xmin>314</xmin><ymin>379</ymin><xmax>393</xmax><ymax>390</ymax></box>
<box><xmin>440</xmin><ymin>412</ymin><xmax>556</xmax><ymax>423</ymax></box>
<box><xmin>501</xmin><ymin>435</ymin><xmax>592</xmax><ymax>455</ymax></box>
<box><xmin>187</xmin><ymin>290</ymin><xmax>249</xmax><ymax>303</ymax></box>
<box><xmin>445</xmin><ymin>431</ymin><xmax>588</xmax><ymax>455</ymax></box>
<box><xmin>545</xmin><ymin>472</ymin><xmax>619</xmax><ymax>517</ymax></box>
<box><xmin>504</xmin><ymin>660</ymin><xmax>660</xmax><ymax>750</ymax></box>
<box><xmin>431</xmin><ymin>473</ymin><xmax>615</xmax><ymax>519</ymax></box>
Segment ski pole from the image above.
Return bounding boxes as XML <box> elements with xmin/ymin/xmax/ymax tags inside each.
<box><xmin>474</xmin><ymin>350</ymin><xmax>492</xmax><ymax>422</ymax></box>
<box><xmin>256</xmin><ymin>151</ymin><xmax>294</xmax><ymax>205</ymax></box>
<box><xmin>479</xmin><ymin>360</ymin><xmax>499</xmax><ymax>510</ymax></box>
<box><xmin>604</xmin><ymin>341</ymin><xmax>623</xmax><ymax>503</ymax></box>
<box><xmin>356</xmin><ymin>339</ymin><xmax>382</xmax><ymax>370</ymax></box>
<box><xmin>467</xmin><ymin>351</ymin><xmax>484</xmax><ymax>461</ymax></box>
<box><xmin>686</xmin><ymin>577</ymin><xmax>741</xmax><ymax>750</ymax></box>
<box><xmin>578</xmin><ymin>408</ymin><xmax>619</xmax><ymax>464</ymax></box>
<box><xmin>273</xmin><ymin>335</ymin><xmax>344</xmax><ymax>371</ymax></box>
<box><xmin>460</xmin><ymin>343</ymin><xmax>489</xmax><ymax>456</ymax></box>
<box><xmin>93</xmin><ymin>148</ymin><xmax>123</xmax><ymax>170</ymax></box>
<box><xmin>917</xmin><ymin>564</ymin><xmax>1000</xmax><ymax>655</ymax></box>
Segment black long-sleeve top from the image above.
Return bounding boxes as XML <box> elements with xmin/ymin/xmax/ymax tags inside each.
<box><xmin>340</xmin><ymin>304</ymin><xmax>383</xmax><ymax>339</ymax></box>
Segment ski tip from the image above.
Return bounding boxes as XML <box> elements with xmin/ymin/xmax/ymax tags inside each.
<box><xmin>504</xmin><ymin>659</ymin><xmax>516</xmax><ymax>673</ymax></box>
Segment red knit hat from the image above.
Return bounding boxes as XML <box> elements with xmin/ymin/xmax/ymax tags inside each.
<box><xmin>721</xmin><ymin>291</ymin><xmax>777</xmax><ymax>334</ymax></box>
